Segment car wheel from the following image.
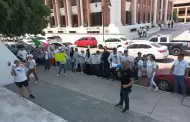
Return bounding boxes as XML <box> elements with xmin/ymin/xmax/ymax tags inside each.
<box><xmin>87</xmin><ymin>44</ymin><xmax>91</xmax><ymax>48</ymax></box>
<box><xmin>157</xmin><ymin>79</ymin><xmax>172</xmax><ymax>92</ymax></box>
<box><xmin>171</xmin><ymin>48</ymin><xmax>181</xmax><ymax>56</ymax></box>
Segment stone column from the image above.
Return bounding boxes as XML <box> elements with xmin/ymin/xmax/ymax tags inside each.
<box><xmin>133</xmin><ymin>0</ymin><xmax>137</xmax><ymax>24</ymax></box>
<box><xmin>55</xmin><ymin>0</ymin><xmax>61</xmax><ymax>27</ymax></box>
<box><xmin>145</xmin><ymin>0</ymin><xmax>148</xmax><ymax>23</ymax></box>
<box><xmin>149</xmin><ymin>0</ymin><xmax>152</xmax><ymax>23</ymax></box>
<box><xmin>109</xmin><ymin>0</ymin><xmax>122</xmax><ymax>26</ymax></box>
<box><xmin>164</xmin><ymin>0</ymin><xmax>168</xmax><ymax>24</ymax></box>
<box><xmin>45</xmin><ymin>0</ymin><xmax>51</xmax><ymax>28</ymax></box>
<box><xmin>66</xmin><ymin>0</ymin><xmax>72</xmax><ymax>27</ymax></box>
<box><xmin>171</xmin><ymin>2</ymin><xmax>174</xmax><ymax>20</ymax></box>
<box><xmin>160</xmin><ymin>0</ymin><xmax>163</xmax><ymax>21</ymax></box>
<box><xmin>52</xmin><ymin>0</ymin><xmax>58</xmax><ymax>27</ymax></box>
<box><xmin>80</xmin><ymin>0</ymin><xmax>84</xmax><ymax>26</ymax></box>
<box><xmin>86</xmin><ymin>0</ymin><xmax>91</xmax><ymax>26</ymax></box>
<box><xmin>185</xmin><ymin>7</ymin><xmax>188</xmax><ymax>23</ymax></box>
<box><xmin>153</xmin><ymin>0</ymin><xmax>157</xmax><ymax>26</ymax></box>
<box><xmin>76</xmin><ymin>0</ymin><xmax>81</xmax><ymax>26</ymax></box>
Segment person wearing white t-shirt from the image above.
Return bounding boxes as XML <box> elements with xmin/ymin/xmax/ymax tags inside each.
<box><xmin>11</xmin><ymin>60</ymin><xmax>35</xmax><ymax>98</ymax></box>
<box><xmin>17</xmin><ymin>48</ymin><xmax>28</xmax><ymax>62</ymax></box>
<box><xmin>147</xmin><ymin>55</ymin><xmax>159</xmax><ymax>91</ymax></box>
<box><xmin>27</xmin><ymin>54</ymin><xmax>39</xmax><ymax>83</ymax></box>
<box><xmin>170</xmin><ymin>53</ymin><xmax>189</xmax><ymax>96</ymax></box>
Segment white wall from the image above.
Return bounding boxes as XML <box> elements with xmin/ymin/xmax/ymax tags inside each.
<box><xmin>0</xmin><ymin>44</ymin><xmax>17</xmax><ymax>86</ymax></box>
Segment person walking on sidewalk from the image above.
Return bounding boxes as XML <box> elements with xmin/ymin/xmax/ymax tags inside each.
<box><xmin>27</xmin><ymin>54</ymin><xmax>39</xmax><ymax>83</ymax></box>
<box><xmin>170</xmin><ymin>53</ymin><xmax>189</xmax><ymax>97</ymax></box>
<box><xmin>147</xmin><ymin>55</ymin><xmax>159</xmax><ymax>91</ymax></box>
<box><xmin>11</xmin><ymin>60</ymin><xmax>35</xmax><ymax>99</ymax></box>
<box><xmin>115</xmin><ymin>60</ymin><xmax>134</xmax><ymax>113</ymax></box>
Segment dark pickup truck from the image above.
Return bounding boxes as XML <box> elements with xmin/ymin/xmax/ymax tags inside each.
<box><xmin>148</xmin><ymin>35</ymin><xmax>190</xmax><ymax>55</ymax></box>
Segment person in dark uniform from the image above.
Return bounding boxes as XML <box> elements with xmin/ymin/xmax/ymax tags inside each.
<box><xmin>115</xmin><ymin>60</ymin><xmax>135</xmax><ymax>113</ymax></box>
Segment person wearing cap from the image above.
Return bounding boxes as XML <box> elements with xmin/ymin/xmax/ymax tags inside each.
<box><xmin>170</xmin><ymin>53</ymin><xmax>189</xmax><ymax>96</ymax></box>
<box><xmin>108</xmin><ymin>48</ymin><xmax>122</xmax><ymax>80</ymax></box>
<box><xmin>27</xmin><ymin>54</ymin><xmax>39</xmax><ymax>83</ymax></box>
<box><xmin>11</xmin><ymin>60</ymin><xmax>35</xmax><ymax>99</ymax></box>
<box><xmin>115</xmin><ymin>60</ymin><xmax>134</xmax><ymax>113</ymax></box>
<box><xmin>79</xmin><ymin>49</ymin><xmax>86</xmax><ymax>73</ymax></box>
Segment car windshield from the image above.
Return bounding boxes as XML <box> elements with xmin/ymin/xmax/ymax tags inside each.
<box><xmin>150</xmin><ymin>43</ymin><xmax>162</xmax><ymax>48</ymax></box>
<box><xmin>36</xmin><ymin>37</ymin><xmax>46</xmax><ymax>40</ymax></box>
<box><xmin>63</xmin><ymin>42</ymin><xmax>72</xmax><ymax>45</ymax></box>
<box><xmin>120</xmin><ymin>37</ymin><xmax>127</xmax><ymax>41</ymax></box>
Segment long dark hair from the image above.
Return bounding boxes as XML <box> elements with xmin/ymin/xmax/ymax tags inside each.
<box><xmin>86</xmin><ymin>49</ymin><xmax>90</xmax><ymax>58</ymax></box>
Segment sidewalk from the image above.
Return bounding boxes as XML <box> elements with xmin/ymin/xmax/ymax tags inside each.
<box><xmin>25</xmin><ymin>67</ymin><xmax>190</xmax><ymax>122</ymax></box>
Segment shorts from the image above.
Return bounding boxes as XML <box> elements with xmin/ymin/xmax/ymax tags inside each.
<box><xmin>15</xmin><ymin>80</ymin><xmax>28</xmax><ymax>88</ymax></box>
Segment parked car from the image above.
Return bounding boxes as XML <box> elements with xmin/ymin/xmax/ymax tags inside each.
<box><xmin>51</xmin><ymin>42</ymin><xmax>76</xmax><ymax>49</ymax></box>
<box><xmin>74</xmin><ymin>36</ymin><xmax>98</xmax><ymax>48</ymax></box>
<box><xmin>155</xmin><ymin>72</ymin><xmax>190</xmax><ymax>92</ymax></box>
<box><xmin>148</xmin><ymin>34</ymin><xmax>190</xmax><ymax>56</ymax></box>
<box><xmin>98</xmin><ymin>37</ymin><xmax>132</xmax><ymax>49</ymax></box>
<box><xmin>118</xmin><ymin>42</ymin><xmax>169</xmax><ymax>60</ymax></box>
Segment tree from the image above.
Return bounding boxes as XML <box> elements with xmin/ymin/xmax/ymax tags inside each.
<box><xmin>0</xmin><ymin>0</ymin><xmax>50</xmax><ymax>37</ymax></box>
<box><xmin>173</xmin><ymin>10</ymin><xmax>178</xmax><ymax>22</ymax></box>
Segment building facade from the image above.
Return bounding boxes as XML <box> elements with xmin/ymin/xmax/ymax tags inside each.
<box><xmin>173</xmin><ymin>0</ymin><xmax>190</xmax><ymax>23</ymax></box>
<box><xmin>43</xmin><ymin>0</ymin><xmax>173</xmax><ymax>35</ymax></box>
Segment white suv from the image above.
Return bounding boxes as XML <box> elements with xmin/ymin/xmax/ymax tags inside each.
<box><xmin>98</xmin><ymin>37</ymin><xmax>131</xmax><ymax>49</ymax></box>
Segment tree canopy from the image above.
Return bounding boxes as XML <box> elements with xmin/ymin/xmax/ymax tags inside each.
<box><xmin>0</xmin><ymin>0</ymin><xmax>50</xmax><ymax>37</ymax></box>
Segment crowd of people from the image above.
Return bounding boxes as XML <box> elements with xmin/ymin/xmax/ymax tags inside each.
<box><xmin>12</xmin><ymin>44</ymin><xmax>189</xmax><ymax>113</ymax></box>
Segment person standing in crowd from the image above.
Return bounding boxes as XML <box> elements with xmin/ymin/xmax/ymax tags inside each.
<box><xmin>70</xmin><ymin>47</ymin><xmax>75</xmax><ymax>70</ymax></box>
<box><xmin>11</xmin><ymin>60</ymin><xmax>35</xmax><ymax>98</ymax></box>
<box><xmin>108</xmin><ymin>48</ymin><xmax>122</xmax><ymax>80</ymax></box>
<box><xmin>147</xmin><ymin>55</ymin><xmax>159</xmax><ymax>91</ymax></box>
<box><xmin>85</xmin><ymin>49</ymin><xmax>91</xmax><ymax>75</ymax></box>
<box><xmin>17</xmin><ymin>47</ymin><xmax>28</xmax><ymax>62</ymax></box>
<box><xmin>171</xmin><ymin>20</ymin><xmax>174</xmax><ymax>28</ymax></box>
<box><xmin>73</xmin><ymin>48</ymin><xmax>80</xmax><ymax>72</ymax></box>
<box><xmin>122</xmin><ymin>50</ymin><xmax>134</xmax><ymax>69</ymax></box>
<box><xmin>138</xmin><ymin>27</ymin><xmax>142</xmax><ymax>38</ymax></box>
<box><xmin>143</xmin><ymin>27</ymin><xmax>147</xmax><ymax>37</ymax></box>
<box><xmin>57</xmin><ymin>49</ymin><xmax>67</xmax><ymax>76</ymax></box>
<box><xmin>101</xmin><ymin>47</ymin><xmax>110</xmax><ymax>79</ymax></box>
<box><xmin>50</xmin><ymin>48</ymin><xmax>55</xmax><ymax>66</ymax></box>
<box><xmin>65</xmin><ymin>47</ymin><xmax>72</xmax><ymax>70</ymax></box>
<box><xmin>94</xmin><ymin>50</ymin><xmax>101</xmax><ymax>78</ymax></box>
<box><xmin>115</xmin><ymin>60</ymin><xmax>134</xmax><ymax>113</ymax></box>
<box><xmin>44</xmin><ymin>51</ymin><xmax>50</xmax><ymax>72</ymax></box>
<box><xmin>79</xmin><ymin>49</ymin><xmax>86</xmax><ymax>73</ymax></box>
<box><xmin>138</xmin><ymin>55</ymin><xmax>148</xmax><ymax>86</ymax></box>
<box><xmin>134</xmin><ymin>52</ymin><xmax>142</xmax><ymax>81</ymax></box>
<box><xmin>170</xmin><ymin>53</ymin><xmax>189</xmax><ymax>97</ymax></box>
<box><xmin>27</xmin><ymin>54</ymin><xmax>39</xmax><ymax>84</ymax></box>
<box><xmin>32</xmin><ymin>46</ymin><xmax>43</xmax><ymax>66</ymax></box>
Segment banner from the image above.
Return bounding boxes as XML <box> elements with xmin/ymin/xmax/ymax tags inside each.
<box><xmin>55</xmin><ymin>52</ymin><xmax>67</xmax><ymax>62</ymax></box>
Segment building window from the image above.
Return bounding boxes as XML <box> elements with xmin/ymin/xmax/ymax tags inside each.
<box><xmin>60</xmin><ymin>16</ymin><xmax>66</xmax><ymax>27</ymax></box>
<box><xmin>71</xmin><ymin>0</ymin><xmax>77</xmax><ymax>6</ymax></box>
<box><xmin>91</xmin><ymin>0</ymin><xmax>101</xmax><ymax>3</ymax></box>
<box><xmin>48</xmin><ymin>31</ymin><xmax>53</xmax><ymax>33</ymax></box>
<box><xmin>58</xmin><ymin>31</ymin><xmax>64</xmax><ymax>33</ymax></box>
<box><xmin>50</xmin><ymin>1</ymin><xmax>53</xmax><ymax>9</ymax></box>
<box><xmin>87</xmin><ymin>31</ymin><xmax>100</xmax><ymax>33</ymax></box>
<box><xmin>126</xmin><ymin>11</ymin><xmax>131</xmax><ymax>25</ymax></box>
<box><xmin>91</xmin><ymin>12</ymin><xmax>102</xmax><ymax>26</ymax></box>
<box><xmin>72</xmin><ymin>15</ymin><xmax>78</xmax><ymax>27</ymax></box>
<box><xmin>50</xmin><ymin>17</ymin><xmax>55</xmax><ymax>27</ymax></box>
<box><xmin>138</xmin><ymin>12</ymin><xmax>140</xmax><ymax>24</ymax></box>
<box><xmin>60</xmin><ymin>0</ymin><xmax>64</xmax><ymax>8</ymax></box>
<box><xmin>69</xmin><ymin>31</ymin><xmax>76</xmax><ymax>33</ymax></box>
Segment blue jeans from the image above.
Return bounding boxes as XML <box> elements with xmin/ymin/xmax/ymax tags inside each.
<box><xmin>58</xmin><ymin>63</ymin><xmax>66</xmax><ymax>74</ymax></box>
<box><xmin>174</xmin><ymin>75</ymin><xmax>186</xmax><ymax>96</ymax></box>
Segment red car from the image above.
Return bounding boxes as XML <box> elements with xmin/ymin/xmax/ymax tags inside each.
<box><xmin>74</xmin><ymin>36</ymin><xmax>98</xmax><ymax>48</ymax></box>
<box><xmin>155</xmin><ymin>72</ymin><xmax>190</xmax><ymax>92</ymax></box>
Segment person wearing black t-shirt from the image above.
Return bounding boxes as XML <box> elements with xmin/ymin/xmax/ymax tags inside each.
<box><xmin>115</xmin><ymin>60</ymin><xmax>134</xmax><ymax>113</ymax></box>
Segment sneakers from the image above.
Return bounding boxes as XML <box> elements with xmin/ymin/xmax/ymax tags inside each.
<box><xmin>148</xmin><ymin>87</ymin><xmax>152</xmax><ymax>90</ymax></box>
<box><xmin>29</xmin><ymin>94</ymin><xmax>35</xmax><ymax>99</ymax></box>
<box><xmin>34</xmin><ymin>81</ymin><xmax>38</xmax><ymax>84</ymax></box>
<box><xmin>121</xmin><ymin>108</ymin><xmax>129</xmax><ymax>113</ymax></box>
<box><xmin>57</xmin><ymin>74</ymin><xmax>60</xmax><ymax>76</ymax></box>
<box><xmin>154</xmin><ymin>86</ymin><xmax>159</xmax><ymax>91</ymax></box>
<box><xmin>115</xmin><ymin>103</ymin><xmax>123</xmax><ymax>107</ymax></box>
